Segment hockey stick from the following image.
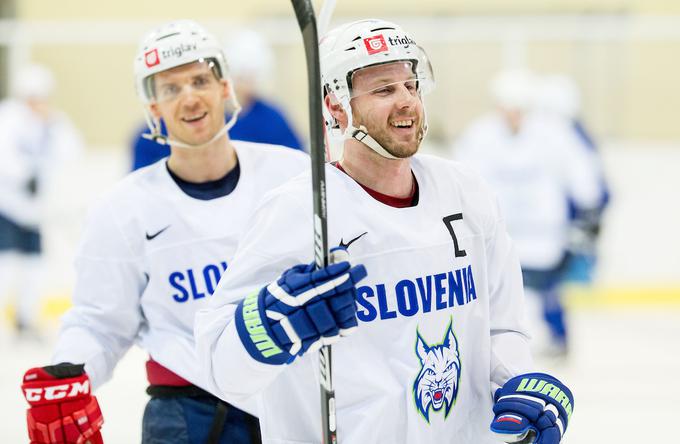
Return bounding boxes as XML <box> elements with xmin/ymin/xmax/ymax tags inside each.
<box><xmin>290</xmin><ymin>1</ymin><xmax>336</xmax><ymax>444</ymax></box>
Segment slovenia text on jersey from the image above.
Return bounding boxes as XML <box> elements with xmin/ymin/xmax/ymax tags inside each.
<box><xmin>356</xmin><ymin>264</ymin><xmax>477</xmax><ymax>322</ymax></box>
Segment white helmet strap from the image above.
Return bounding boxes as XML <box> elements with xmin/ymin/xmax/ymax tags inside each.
<box><xmin>141</xmin><ymin>84</ymin><xmax>242</xmax><ymax>150</ymax></box>
<box><xmin>340</xmin><ymin>94</ymin><xmax>399</xmax><ymax>160</ymax></box>
<box><xmin>345</xmin><ymin>124</ymin><xmax>399</xmax><ymax>160</ymax></box>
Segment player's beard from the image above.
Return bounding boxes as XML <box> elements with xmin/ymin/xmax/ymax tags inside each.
<box><xmin>353</xmin><ymin>107</ymin><xmax>425</xmax><ymax>159</ymax></box>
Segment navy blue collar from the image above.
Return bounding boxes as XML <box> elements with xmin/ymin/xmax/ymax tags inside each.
<box><xmin>166</xmin><ymin>161</ymin><xmax>240</xmax><ymax>200</ymax></box>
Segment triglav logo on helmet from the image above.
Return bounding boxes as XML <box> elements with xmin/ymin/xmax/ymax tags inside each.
<box><xmin>363</xmin><ymin>35</ymin><xmax>388</xmax><ymax>55</ymax></box>
<box><xmin>161</xmin><ymin>43</ymin><xmax>199</xmax><ymax>60</ymax></box>
<box><xmin>387</xmin><ymin>35</ymin><xmax>416</xmax><ymax>48</ymax></box>
<box><xmin>144</xmin><ymin>49</ymin><xmax>160</xmax><ymax>68</ymax></box>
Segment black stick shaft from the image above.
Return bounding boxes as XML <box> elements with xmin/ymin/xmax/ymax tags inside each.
<box><xmin>290</xmin><ymin>1</ymin><xmax>336</xmax><ymax>443</ymax></box>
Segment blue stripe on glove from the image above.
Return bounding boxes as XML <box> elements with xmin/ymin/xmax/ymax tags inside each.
<box><xmin>235</xmin><ymin>247</ymin><xmax>367</xmax><ymax>365</ymax></box>
<box><xmin>490</xmin><ymin>372</ymin><xmax>574</xmax><ymax>444</ymax></box>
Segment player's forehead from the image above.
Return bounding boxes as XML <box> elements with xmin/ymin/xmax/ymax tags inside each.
<box><xmin>351</xmin><ymin>61</ymin><xmax>415</xmax><ymax>90</ymax></box>
<box><xmin>153</xmin><ymin>60</ymin><xmax>214</xmax><ymax>85</ymax></box>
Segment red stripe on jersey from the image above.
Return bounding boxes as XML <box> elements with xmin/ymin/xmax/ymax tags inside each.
<box><xmin>146</xmin><ymin>358</ymin><xmax>192</xmax><ymax>386</ymax></box>
<box><xmin>334</xmin><ymin>162</ymin><xmax>417</xmax><ymax>208</ymax></box>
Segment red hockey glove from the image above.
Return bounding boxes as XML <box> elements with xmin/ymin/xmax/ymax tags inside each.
<box><xmin>21</xmin><ymin>363</ymin><xmax>104</xmax><ymax>444</ymax></box>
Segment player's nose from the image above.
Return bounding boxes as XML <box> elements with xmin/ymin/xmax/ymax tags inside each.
<box><xmin>179</xmin><ymin>88</ymin><xmax>202</xmax><ymax>108</ymax></box>
<box><xmin>394</xmin><ymin>84</ymin><xmax>417</xmax><ymax>108</ymax></box>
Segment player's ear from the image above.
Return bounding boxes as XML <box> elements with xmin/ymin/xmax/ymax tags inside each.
<box><xmin>325</xmin><ymin>92</ymin><xmax>347</xmax><ymax>129</ymax></box>
<box><xmin>221</xmin><ymin>78</ymin><xmax>230</xmax><ymax>100</ymax></box>
<box><xmin>148</xmin><ymin>102</ymin><xmax>161</xmax><ymax>120</ymax></box>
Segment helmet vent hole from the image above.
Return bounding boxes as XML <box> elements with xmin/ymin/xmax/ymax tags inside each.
<box><xmin>157</xmin><ymin>32</ymin><xmax>180</xmax><ymax>41</ymax></box>
<box><xmin>370</xmin><ymin>27</ymin><xmax>395</xmax><ymax>32</ymax></box>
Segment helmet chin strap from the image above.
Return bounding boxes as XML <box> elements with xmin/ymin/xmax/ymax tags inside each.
<box><xmin>345</xmin><ymin>124</ymin><xmax>399</xmax><ymax>160</ymax></box>
<box><xmin>343</xmin><ymin>111</ymin><xmax>428</xmax><ymax>160</ymax></box>
<box><xmin>142</xmin><ymin>86</ymin><xmax>242</xmax><ymax>149</ymax></box>
<box><xmin>343</xmin><ymin>104</ymin><xmax>400</xmax><ymax>160</ymax></box>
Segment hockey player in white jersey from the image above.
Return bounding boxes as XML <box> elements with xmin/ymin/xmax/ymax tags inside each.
<box><xmin>195</xmin><ymin>20</ymin><xmax>574</xmax><ymax>444</ymax></box>
<box><xmin>19</xmin><ymin>20</ymin><xmax>308</xmax><ymax>444</ymax></box>
<box><xmin>0</xmin><ymin>64</ymin><xmax>83</xmax><ymax>338</ymax></box>
<box><xmin>453</xmin><ymin>69</ymin><xmax>603</xmax><ymax>357</ymax></box>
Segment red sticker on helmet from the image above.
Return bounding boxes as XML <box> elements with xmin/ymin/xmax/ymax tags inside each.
<box><xmin>144</xmin><ymin>49</ymin><xmax>160</xmax><ymax>68</ymax></box>
<box><xmin>363</xmin><ymin>35</ymin><xmax>388</xmax><ymax>55</ymax></box>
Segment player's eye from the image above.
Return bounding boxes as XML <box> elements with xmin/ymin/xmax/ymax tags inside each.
<box><xmin>405</xmin><ymin>80</ymin><xmax>417</xmax><ymax>94</ymax></box>
<box><xmin>193</xmin><ymin>75</ymin><xmax>211</xmax><ymax>88</ymax></box>
<box><xmin>159</xmin><ymin>84</ymin><xmax>180</xmax><ymax>99</ymax></box>
<box><xmin>373</xmin><ymin>85</ymin><xmax>395</xmax><ymax>96</ymax></box>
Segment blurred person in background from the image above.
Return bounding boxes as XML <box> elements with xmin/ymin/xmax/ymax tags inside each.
<box><xmin>534</xmin><ymin>74</ymin><xmax>610</xmax><ymax>285</ymax></box>
<box><xmin>0</xmin><ymin>63</ymin><xmax>83</xmax><ymax>338</ymax></box>
<box><xmin>130</xmin><ymin>28</ymin><xmax>303</xmax><ymax>171</ymax></box>
<box><xmin>451</xmin><ymin>68</ymin><xmax>603</xmax><ymax>357</ymax></box>
<box><xmin>19</xmin><ymin>20</ymin><xmax>308</xmax><ymax>444</ymax></box>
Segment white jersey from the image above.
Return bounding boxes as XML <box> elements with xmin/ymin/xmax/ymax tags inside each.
<box><xmin>0</xmin><ymin>99</ymin><xmax>83</xmax><ymax>227</ymax></box>
<box><xmin>196</xmin><ymin>154</ymin><xmax>534</xmax><ymax>443</ymax></box>
<box><xmin>52</xmin><ymin>141</ymin><xmax>308</xmax><ymax>391</ymax></box>
<box><xmin>452</xmin><ymin>112</ymin><xmax>602</xmax><ymax>269</ymax></box>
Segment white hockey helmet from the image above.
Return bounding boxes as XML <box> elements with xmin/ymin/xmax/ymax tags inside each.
<box><xmin>13</xmin><ymin>64</ymin><xmax>55</xmax><ymax>99</ymax></box>
<box><xmin>535</xmin><ymin>74</ymin><xmax>582</xmax><ymax>119</ymax></box>
<box><xmin>134</xmin><ymin>20</ymin><xmax>228</xmax><ymax>103</ymax></box>
<box><xmin>224</xmin><ymin>29</ymin><xmax>274</xmax><ymax>89</ymax></box>
<box><xmin>320</xmin><ymin>19</ymin><xmax>434</xmax><ymax>159</ymax></box>
<box><xmin>133</xmin><ymin>20</ymin><xmax>240</xmax><ymax>148</ymax></box>
<box><xmin>490</xmin><ymin>68</ymin><xmax>537</xmax><ymax>111</ymax></box>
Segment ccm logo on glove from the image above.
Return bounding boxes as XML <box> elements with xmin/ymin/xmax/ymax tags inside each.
<box><xmin>23</xmin><ymin>379</ymin><xmax>90</xmax><ymax>403</ymax></box>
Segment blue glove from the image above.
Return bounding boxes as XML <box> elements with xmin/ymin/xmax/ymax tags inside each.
<box><xmin>235</xmin><ymin>248</ymin><xmax>367</xmax><ymax>365</ymax></box>
<box><xmin>490</xmin><ymin>373</ymin><xmax>574</xmax><ymax>444</ymax></box>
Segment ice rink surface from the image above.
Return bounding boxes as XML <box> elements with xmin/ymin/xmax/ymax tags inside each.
<box><xmin>3</xmin><ymin>305</ymin><xmax>679</xmax><ymax>443</ymax></box>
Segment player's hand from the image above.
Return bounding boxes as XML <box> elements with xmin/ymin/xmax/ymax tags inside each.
<box><xmin>235</xmin><ymin>247</ymin><xmax>367</xmax><ymax>365</ymax></box>
<box><xmin>490</xmin><ymin>373</ymin><xmax>573</xmax><ymax>444</ymax></box>
<box><xmin>21</xmin><ymin>363</ymin><xmax>104</xmax><ymax>444</ymax></box>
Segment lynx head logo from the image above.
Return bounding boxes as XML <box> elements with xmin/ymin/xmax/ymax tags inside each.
<box><xmin>413</xmin><ymin>318</ymin><xmax>461</xmax><ymax>423</ymax></box>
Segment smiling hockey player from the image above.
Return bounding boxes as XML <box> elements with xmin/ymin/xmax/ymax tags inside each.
<box><xmin>196</xmin><ymin>19</ymin><xmax>574</xmax><ymax>444</ymax></box>
<box><xmin>20</xmin><ymin>20</ymin><xmax>307</xmax><ymax>444</ymax></box>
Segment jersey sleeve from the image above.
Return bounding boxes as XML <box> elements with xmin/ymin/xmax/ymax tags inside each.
<box><xmin>485</xmin><ymin>194</ymin><xmax>534</xmax><ymax>395</ymax></box>
<box><xmin>195</xmin><ymin>184</ymin><xmax>313</xmax><ymax>408</ymax></box>
<box><xmin>555</xmin><ymin>123</ymin><xmax>603</xmax><ymax>211</ymax></box>
<box><xmin>51</xmin><ymin>197</ymin><xmax>146</xmax><ymax>390</ymax></box>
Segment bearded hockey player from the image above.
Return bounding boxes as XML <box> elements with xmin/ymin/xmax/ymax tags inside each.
<box><xmin>195</xmin><ymin>19</ymin><xmax>574</xmax><ymax>444</ymax></box>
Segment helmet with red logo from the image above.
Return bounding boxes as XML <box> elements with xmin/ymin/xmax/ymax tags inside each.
<box><xmin>134</xmin><ymin>20</ymin><xmax>228</xmax><ymax>103</ymax></box>
<box><xmin>133</xmin><ymin>20</ymin><xmax>240</xmax><ymax>148</ymax></box>
<box><xmin>320</xmin><ymin>19</ymin><xmax>434</xmax><ymax>158</ymax></box>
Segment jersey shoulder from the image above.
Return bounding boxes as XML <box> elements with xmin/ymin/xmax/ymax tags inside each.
<box><xmin>414</xmin><ymin>153</ymin><xmax>502</xmax><ymax>228</ymax></box>
<box><xmin>259</xmin><ymin>166</ymin><xmax>311</xmax><ymax>207</ymax></box>
<box><xmin>415</xmin><ymin>152</ymin><xmax>494</xmax><ymax>192</ymax></box>
<box><xmin>84</xmin><ymin>161</ymin><xmax>169</xmax><ymax>228</ymax></box>
<box><xmin>233</xmin><ymin>140</ymin><xmax>307</xmax><ymax>164</ymax></box>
